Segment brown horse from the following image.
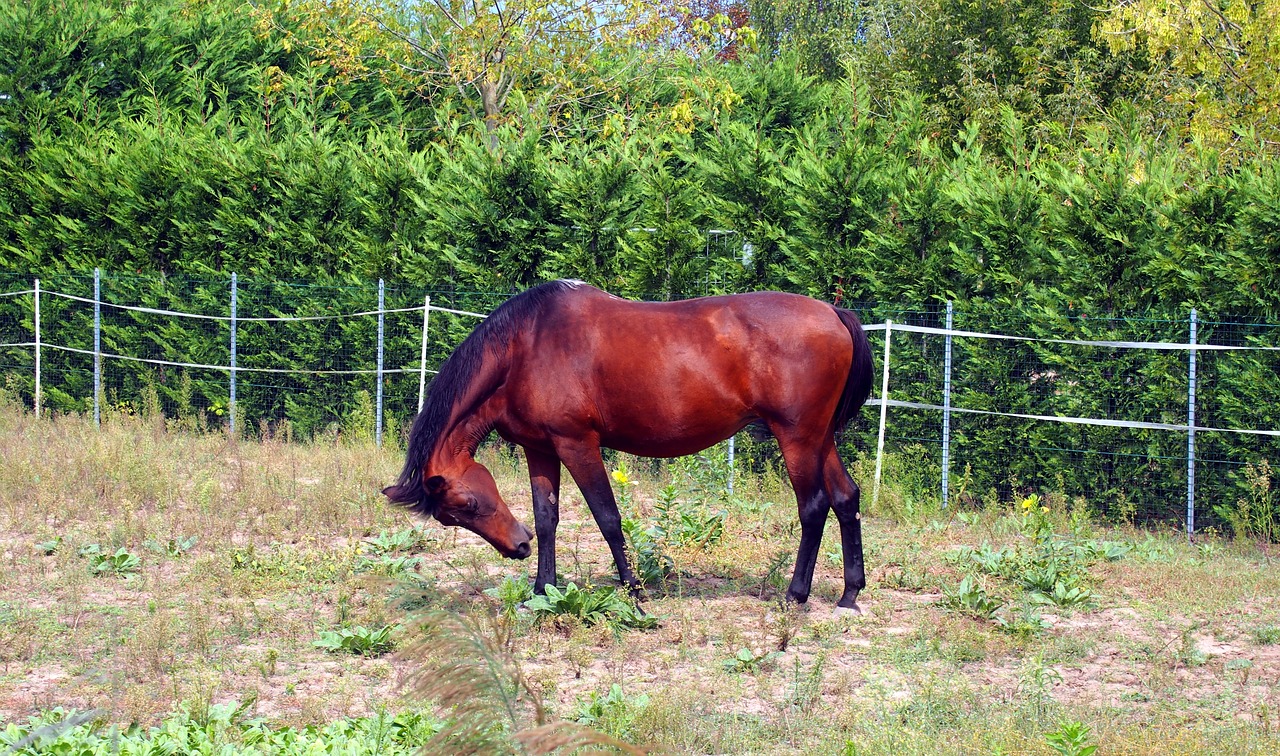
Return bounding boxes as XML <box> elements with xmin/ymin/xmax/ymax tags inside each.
<box><xmin>384</xmin><ymin>280</ymin><xmax>875</xmax><ymax>612</ymax></box>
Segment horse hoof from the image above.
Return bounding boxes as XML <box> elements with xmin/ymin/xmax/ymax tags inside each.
<box><xmin>833</xmin><ymin>604</ymin><xmax>862</xmax><ymax>618</ymax></box>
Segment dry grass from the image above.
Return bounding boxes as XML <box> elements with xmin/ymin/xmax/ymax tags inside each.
<box><xmin>3</xmin><ymin>401</ymin><xmax>1280</xmax><ymax>753</ymax></box>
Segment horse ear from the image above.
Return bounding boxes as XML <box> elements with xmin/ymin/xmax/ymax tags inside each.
<box><xmin>424</xmin><ymin>475</ymin><xmax>448</xmax><ymax>500</ymax></box>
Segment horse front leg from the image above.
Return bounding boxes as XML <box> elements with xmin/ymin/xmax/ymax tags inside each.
<box><xmin>526</xmin><ymin>448</ymin><xmax>562</xmax><ymax>595</ymax></box>
<box><xmin>557</xmin><ymin>442</ymin><xmax>640</xmax><ymax>595</ymax></box>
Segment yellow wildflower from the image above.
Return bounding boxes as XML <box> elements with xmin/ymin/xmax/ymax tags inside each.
<box><xmin>611</xmin><ymin>470</ymin><xmax>629</xmax><ymax>486</ymax></box>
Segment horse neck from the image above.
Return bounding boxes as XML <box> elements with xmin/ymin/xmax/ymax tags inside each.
<box><xmin>427</xmin><ymin>351</ymin><xmax>508</xmax><ymax>472</ymax></box>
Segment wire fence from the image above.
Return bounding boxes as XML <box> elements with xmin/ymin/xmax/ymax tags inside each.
<box><xmin>2</xmin><ymin>271</ymin><xmax>1277</xmax><ymax>534</ymax></box>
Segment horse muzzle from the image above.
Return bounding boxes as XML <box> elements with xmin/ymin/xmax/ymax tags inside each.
<box><xmin>502</xmin><ymin>522</ymin><xmax>534</xmax><ymax>560</ymax></box>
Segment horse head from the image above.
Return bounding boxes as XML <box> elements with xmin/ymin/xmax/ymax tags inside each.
<box><xmin>409</xmin><ymin>462</ymin><xmax>533</xmax><ymax>560</ymax></box>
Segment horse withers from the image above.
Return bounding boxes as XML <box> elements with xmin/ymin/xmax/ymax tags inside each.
<box><xmin>383</xmin><ymin>280</ymin><xmax>875</xmax><ymax>613</ymax></box>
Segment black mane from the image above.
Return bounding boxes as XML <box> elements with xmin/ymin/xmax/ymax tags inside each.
<box><xmin>384</xmin><ymin>280</ymin><xmax>578</xmax><ymax>515</ymax></box>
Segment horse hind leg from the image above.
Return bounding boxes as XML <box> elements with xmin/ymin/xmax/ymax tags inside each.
<box><xmin>772</xmin><ymin>428</ymin><xmax>832</xmax><ymax>606</ymax></box>
<box><xmin>823</xmin><ymin>443</ymin><xmax>865</xmax><ymax>615</ymax></box>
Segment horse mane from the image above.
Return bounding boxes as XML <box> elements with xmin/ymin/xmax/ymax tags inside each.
<box><xmin>384</xmin><ymin>280</ymin><xmax>578</xmax><ymax>516</ymax></box>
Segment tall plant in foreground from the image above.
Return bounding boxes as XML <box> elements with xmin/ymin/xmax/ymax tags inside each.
<box><xmin>399</xmin><ymin>610</ymin><xmax>646</xmax><ymax>754</ymax></box>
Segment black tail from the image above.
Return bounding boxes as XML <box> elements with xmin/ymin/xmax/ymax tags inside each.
<box><xmin>832</xmin><ymin>307</ymin><xmax>874</xmax><ymax>434</ymax></box>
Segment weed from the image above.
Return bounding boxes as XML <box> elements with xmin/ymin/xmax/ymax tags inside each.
<box><xmin>758</xmin><ymin>549</ymin><xmax>793</xmax><ymax>598</ymax></box>
<box><xmin>1252</xmin><ymin>624</ymin><xmax>1280</xmax><ymax>645</ymax></box>
<box><xmin>1195</xmin><ymin>540</ymin><xmax>1223</xmax><ymax>561</ymax></box>
<box><xmin>313</xmin><ymin>624</ymin><xmax>398</xmax><ymax>656</ymax></box>
<box><xmin>1133</xmin><ymin>535</ymin><xmax>1174</xmax><ymax>562</ymax></box>
<box><xmin>0</xmin><ymin>705</ymin><xmax>441</xmax><ymax>754</ymax></box>
<box><xmin>1226</xmin><ymin>657</ymin><xmax>1254</xmax><ymax>686</ymax></box>
<box><xmin>228</xmin><ymin>543</ymin><xmax>356</xmax><ymax>583</ymax></box>
<box><xmin>957</xmin><ymin>543</ymin><xmax>1016</xmax><ymax>575</ymax></box>
<box><xmin>1176</xmin><ymin>622</ymin><xmax>1209</xmax><ymax>668</ymax></box>
<box><xmin>87</xmin><ymin>547</ymin><xmax>141</xmax><ymax>576</ymax></box>
<box><xmin>611</xmin><ymin>458</ymin><xmax>641</xmax><ymax>509</ymax></box>
<box><xmin>1044</xmin><ymin>719</ymin><xmax>1098</xmax><ymax>756</ymax></box>
<box><xmin>574</xmin><ymin>684</ymin><xmax>650</xmax><ymax>742</ymax></box>
<box><xmin>784</xmin><ymin>653</ymin><xmax>826</xmax><ymax>712</ymax></box>
<box><xmin>996</xmin><ymin>599</ymin><xmax>1051</xmax><ymax>638</ymax></box>
<box><xmin>1215</xmin><ymin>460</ymin><xmax>1278</xmax><ymax>543</ymax></box>
<box><xmin>1078</xmin><ymin>539</ymin><xmax>1132</xmax><ymax>561</ymax></box>
<box><xmin>651</xmin><ymin>484</ymin><xmax>725</xmax><ymax>549</ymax></box>
<box><xmin>722</xmin><ymin>646</ymin><xmax>780</xmax><ymax>673</ymax></box>
<box><xmin>524</xmin><ymin>583</ymin><xmax>657</xmax><ymax>631</ymax></box>
<box><xmin>484</xmin><ymin>575</ymin><xmax>534</xmax><ymax>619</ymax></box>
<box><xmin>670</xmin><ymin>446</ymin><xmax>733</xmax><ymax>502</ymax></box>
<box><xmin>1029</xmin><ymin>580</ymin><xmax>1095</xmax><ymax>610</ymax></box>
<box><xmin>943</xmin><ymin>574</ymin><xmax>1002</xmax><ymax>620</ymax></box>
<box><xmin>355</xmin><ymin>554</ymin><xmax>423</xmax><ymax>577</ymax></box>
<box><xmin>620</xmin><ymin>516</ymin><xmax>674</xmax><ymax>587</ymax></box>
<box><xmin>1019</xmin><ymin>655</ymin><xmax>1063</xmax><ymax>725</ymax></box>
<box><xmin>880</xmin><ymin>563</ymin><xmax>931</xmax><ymax>592</ymax></box>
<box><xmin>145</xmin><ymin>535</ymin><xmax>198</xmax><ymax>557</ymax></box>
<box><xmin>35</xmin><ymin>536</ymin><xmax>62</xmax><ymax>555</ymax></box>
<box><xmin>257</xmin><ymin>647</ymin><xmax>280</xmax><ymax>678</ymax></box>
<box><xmin>362</xmin><ymin>526</ymin><xmax>430</xmax><ymax>555</ymax></box>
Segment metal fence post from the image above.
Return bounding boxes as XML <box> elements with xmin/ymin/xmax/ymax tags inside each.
<box><xmin>727</xmin><ymin>435</ymin><xmax>735</xmax><ymax>495</ymax></box>
<box><xmin>94</xmin><ymin>268</ymin><xmax>101</xmax><ymax>428</ymax></box>
<box><xmin>872</xmin><ymin>320</ymin><xmax>893</xmax><ymax>510</ymax></box>
<box><xmin>33</xmin><ymin>278</ymin><xmax>40</xmax><ymax>418</ymax></box>
<box><xmin>941</xmin><ymin>301</ymin><xmax>954</xmax><ymax>508</ymax></box>
<box><xmin>230</xmin><ymin>273</ymin><xmax>237</xmax><ymax>436</ymax></box>
<box><xmin>418</xmin><ymin>295</ymin><xmax>431</xmax><ymax>413</ymax></box>
<box><xmin>1186</xmin><ymin>308</ymin><xmax>1197</xmax><ymax>541</ymax></box>
<box><xmin>376</xmin><ymin>279</ymin><xmax>385</xmax><ymax>447</ymax></box>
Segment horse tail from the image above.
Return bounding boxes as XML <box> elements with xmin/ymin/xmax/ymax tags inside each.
<box><xmin>382</xmin><ymin>409</ymin><xmax>434</xmax><ymax>515</ymax></box>
<box><xmin>832</xmin><ymin>307</ymin><xmax>874</xmax><ymax>434</ymax></box>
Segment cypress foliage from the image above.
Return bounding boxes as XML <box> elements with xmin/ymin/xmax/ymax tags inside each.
<box><xmin>2</xmin><ymin>0</ymin><xmax>1279</xmax><ymax>525</ymax></box>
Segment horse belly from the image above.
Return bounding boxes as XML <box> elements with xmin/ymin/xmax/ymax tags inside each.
<box><xmin>590</xmin><ymin>350</ymin><xmax>759</xmax><ymax>457</ymax></box>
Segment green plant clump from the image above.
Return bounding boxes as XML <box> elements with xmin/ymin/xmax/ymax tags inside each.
<box><xmin>573</xmin><ymin>684</ymin><xmax>650</xmax><ymax>742</ymax></box>
<box><xmin>313</xmin><ymin>625</ymin><xmax>398</xmax><ymax>656</ymax></box>
<box><xmin>85</xmin><ymin>547</ymin><xmax>141</xmax><ymax>576</ymax></box>
<box><xmin>0</xmin><ymin>705</ymin><xmax>441</xmax><ymax>755</ymax></box>
<box><xmin>524</xmin><ymin>583</ymin><xmax>656</xmax><ymax>631</ymax></box>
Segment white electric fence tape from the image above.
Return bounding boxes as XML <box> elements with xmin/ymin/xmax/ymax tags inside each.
<box><xmin>43</xmin><ymin>290</ymin><xmax>488</xmax><ymax>322</ymax></box>
<box><xmin>38</xmin><ymin>343</ymin><xmax>439</xmax><ymax>376</ymax></box>
<box><xmin>866</xmin><ymin>321</ymin><xmax>1280</xmax><ymax>352</ymax></box>
<box><xmin>865</xmin><ymin>398</ymin><xmax>1280</xmax><ymax>438</ymax></box>
<box><xmin>6</xmin><ymin>287</ymin><xmax>1278</xmax><ymax>439</ymax></box>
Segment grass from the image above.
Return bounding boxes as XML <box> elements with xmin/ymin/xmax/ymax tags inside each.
<box><xmin>2</xmin><ymin>401</ymin><xmax>1280</xmax><ymax>753</ymax></box>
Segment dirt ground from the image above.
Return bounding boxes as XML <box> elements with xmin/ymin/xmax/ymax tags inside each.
<box><xmin>3</xmin><ymin>412</ymin><xmax>1280</xmax><ymax>753</ymax></box>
